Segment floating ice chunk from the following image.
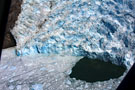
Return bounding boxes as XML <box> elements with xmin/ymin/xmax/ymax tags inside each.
<box><xmin>9</xmin><ymin>85</ymin><xmax>14</xmax><ymax>90</ymax></box>
<box><xmin>66</xmin><ymin>80</ymin><xmax>71</xmax><ymax>85</ymax></box>
<box><xmin>9</xmin><ymin>66</ymin><xmax>16</xmax><ymax>71</ymax></box>
<box><xmin>9</xmin><ymin>79</ymin><xmax>14</xmax><ymax>83</ymax></box>
<box><xmin>95</xmin><ymin>1</ymin><xmax>101</xmax><ymax>5</ymax></box>
<box><xmin>84</xmin><ymin>84</ymin><xmax>89</xmax><ymax>88</ymax></box>
<box><xmin>125</xmin><ymin>52</ymin><xmax>134</xmax><ymax>67</ymax></box>
<box><xmin>31</xmin><ymin>84</ymin><xmax>43</xmax><ymax>90</ymax></box>
<box><xmin>65</xmin><ymin>69</ymin><xmax>72</xmax><ymax>75</ymax></box>
<box><xmin>40</xmin><ymin>67</ymin><xmax>46</xmax><ymax>71</ymax></box>
<box><xmin>16</xmin><ymin>85</ymin><xmax>22</xmax><ymax>90</ymax></box>
<box><xmin>48</xmin><ymin>69</ymin><xmax>55</xmax><ymax>72</ymax></box>
<box><xmin>1</xmin><ymin>65</ymin><xmax>8</xmax><ymax>69</ymax></box>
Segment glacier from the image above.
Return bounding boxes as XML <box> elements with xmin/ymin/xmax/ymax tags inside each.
<box><xmin>11</xmin><ymin>0</ymin><xmax>135</xmax><ymax>68</ymax></box>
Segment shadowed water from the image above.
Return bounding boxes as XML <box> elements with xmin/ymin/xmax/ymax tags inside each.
<box><xmin>70</xmin><ymin>57</ymin><xmax>126</xmax><ymax>83</ymax></box>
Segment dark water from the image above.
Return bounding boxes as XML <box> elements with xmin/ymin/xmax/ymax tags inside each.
<box><xmin>70</xmin><ymin>57</ymin><xmax>126</xmax><ymax>83</ymax></box>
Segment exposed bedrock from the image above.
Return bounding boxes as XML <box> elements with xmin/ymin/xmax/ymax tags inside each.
<box><xmin>2</xmin><ymin>0</ymin><xmax>22</xmax><ymax>49</ymax></box>
<box><xmin>11</xmin><ymin>0</ymin><xmax>135</xmax><ymax>68</ymax></box>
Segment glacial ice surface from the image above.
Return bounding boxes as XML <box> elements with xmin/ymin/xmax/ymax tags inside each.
<box><xmin>0</xmin><ymin>47</ymin><xmax>126</xmax><ymax>90</ymax></box>
<box><xmin>11</xmin><ymin>0</ymin><xmax>135</xmax><ymax>68</ymax></box>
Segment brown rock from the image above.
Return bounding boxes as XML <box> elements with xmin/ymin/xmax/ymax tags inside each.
<box><xmin>2</xmin><ymin>0</ymin><xmax>22</xmax><ymax>49</ymax></box>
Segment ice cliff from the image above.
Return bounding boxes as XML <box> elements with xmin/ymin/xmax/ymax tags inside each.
<box><xmin>11</xmin><ymin>0</ymin><xmax>135</xmax><ymax>68</ymax></box>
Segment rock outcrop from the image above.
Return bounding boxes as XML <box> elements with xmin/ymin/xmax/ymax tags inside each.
<box><xmin>2</xmin><ymin>0</ymin><xmax>22</xmax><ymax>49</ymax></box>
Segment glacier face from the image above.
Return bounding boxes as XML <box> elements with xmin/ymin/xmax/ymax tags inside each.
<box><xmin>11</xmin><ymin>0</ymin><xmax>135</xmax><ymax>68</ymax></box>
